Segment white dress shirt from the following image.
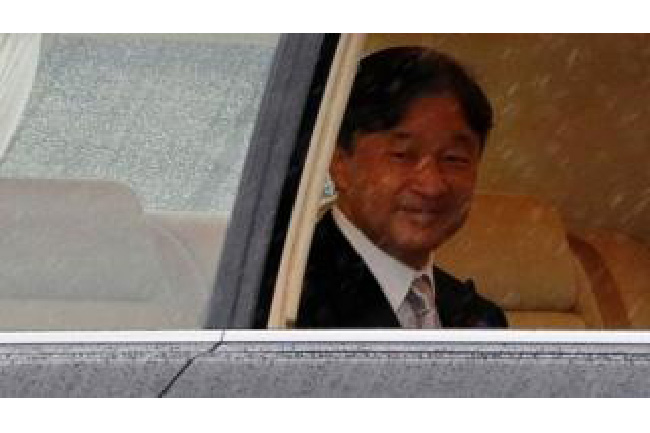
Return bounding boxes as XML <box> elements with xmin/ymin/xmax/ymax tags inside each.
<box><xmin>332</xmin><ymin>207</ymin><xmax>439</xmax><ymax>328</ymax></box>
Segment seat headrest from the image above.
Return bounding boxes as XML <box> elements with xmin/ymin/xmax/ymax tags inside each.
<box><xmin>434</xmin><ymin>193</ymin><xmax>576</xmax><ymax>311</ymax></box>
<box><xmin>0</xmin><ymin>179</ymin><xmax>170</xmax><ymax>301</ymax></box>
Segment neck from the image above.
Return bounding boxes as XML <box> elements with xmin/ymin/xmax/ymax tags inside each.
<box><xmin>386</xmin><ymin>248</ymin><xmax>430</xmax><ymax>271</ymax></box>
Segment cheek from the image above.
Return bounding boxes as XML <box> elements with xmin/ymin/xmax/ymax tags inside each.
<box><xmin>449</xmin><ymin>171</ymin><xmax>478</xmax><ymax>198</ymax></box>
<box><xmin>356</xmin><ymin>169</ymin><xmax>403</xmax><ymax>200</ymax></box>
<box><xmin>449</xmin><ymin>191</ymin><xmax>474</xmax><ymax>221</ymax></box>
<box><xmin>455</xmin><ymin>184</ymin><xmax>475</xmax><ymax>202</ymax></box>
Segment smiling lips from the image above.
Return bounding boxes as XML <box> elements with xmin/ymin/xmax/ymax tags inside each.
<box><xmin>399</xmin><ymin>206</ymin><xmax>448</xmax><ymax>225</ymax></box>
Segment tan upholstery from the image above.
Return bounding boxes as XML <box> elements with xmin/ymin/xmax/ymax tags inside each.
<box><xmin>434</xmin><ymin>193</ymin><xmax>603</xmax><ymax>329</ymax></box>
<box><xmin>506</xmin><ymin>311</ymin><xmax>586</xmax><ymax>329</ymax></box>
<box><xmin>571</xmin><ymin>230</ymin><xmax>650</xmax><ymax>329</ymax></box>
<box><xmin>436</xmin><ymin>194</ymin><xmax>577</xmax><ymax>309</ymax></box>
<box><xmin>571</xmin><ymin>252</ymin><xmax>605</xmax><ymax>328</ymax></box>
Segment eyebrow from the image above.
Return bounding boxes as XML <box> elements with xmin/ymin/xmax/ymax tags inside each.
<box><xmin>391</xmin><ymin>130</ymin><xmax>413</xmax><ymax>140</ymax></box>
<box><xmin>451</xmin><ymin>131</ymin><xmax>481</xmax><ymax>147</ymax></box>
<box><xmin>453</xmin><ymin>128</ymin><xmax>478</xmax><ymax>139</ymax></box>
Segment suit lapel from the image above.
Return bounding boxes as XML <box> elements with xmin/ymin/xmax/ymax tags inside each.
<box><xmin>322</xmin><ymin>213</ymin><xmax>477</xmax><ymax>328</ymax></box>
<box><xmin>302</xmin><ymin>212</ymin><xmax>400</xmax><ymax>328</ymax></box>
<box><xmin>434</xmin><ymin>266</ymin><xmax>492</xmax><ymax>327</ymax></box>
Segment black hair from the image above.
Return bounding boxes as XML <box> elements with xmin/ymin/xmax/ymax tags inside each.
<box><xmin>337</xmin><ymin>46</ymin><xmax>493</xmax><ymax>152</ymax></box>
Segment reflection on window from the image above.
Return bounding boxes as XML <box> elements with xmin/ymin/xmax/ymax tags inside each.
<box><xmin>0</xmin><ymin>34</ymin><xmax>278</xmax><ymax>330</ymax></box>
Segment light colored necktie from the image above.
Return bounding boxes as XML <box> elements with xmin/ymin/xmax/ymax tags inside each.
<box><xmin>404</xmin><ymin>274</ymin><xmax>441</xmax><ymax>328</ymax></box>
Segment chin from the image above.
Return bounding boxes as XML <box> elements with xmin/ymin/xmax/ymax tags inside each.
<box><xmin>393</xmin><ymin>233</ymin><xmax>445</xmax><ymax>256</ymax></box>
<box><xmin>400</xmin><ymin>222</ymin><xmax>456</xmax><ymax>246</ymax></box>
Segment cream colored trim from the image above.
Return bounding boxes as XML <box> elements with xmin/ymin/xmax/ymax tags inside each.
<box><xmin>0</xmin><ymin>34</ymin><xmax>41</xmax><ymax>161</ymax></box>
<box><xmin>267</xmin><ymin>34</ymin><xmax>366</xmax><ymax>328</ymax></box>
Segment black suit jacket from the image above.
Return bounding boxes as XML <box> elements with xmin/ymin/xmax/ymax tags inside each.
<box><xmin>296</xmin><ymin>212</ymin><xmax>508</xmax><ymax>328</ymax></box>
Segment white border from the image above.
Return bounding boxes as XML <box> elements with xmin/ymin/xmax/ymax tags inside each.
<box><xmin>7</xmin><ymin>1</ymin><xmax>650</xmax><ymax>33</ymax></box>
<box><xmin>0</xmin><ymin>329</ymin><xmax>649</xmax><ymax>344</ymax></box>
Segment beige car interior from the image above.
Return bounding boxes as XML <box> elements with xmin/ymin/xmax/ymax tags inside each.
<box><xmin>435</xmin><ymin>193</ymin><xmax>650</xmax><ymax>329</ymax></box>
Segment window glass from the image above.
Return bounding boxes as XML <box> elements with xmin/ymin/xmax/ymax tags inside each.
<box><xmin>2</xmin><ymin>33</ymin><xmax>278</xmax><ymax>212</ymax></box>
<box><xmin>272</xmin><ymin>34</ymin><xmax>650</xmax><ymax>330</ymax></box>
<box><xmin>0</xmin><ymin>33</ymin><xmax>279</xmax><ymax>330</ymax></box>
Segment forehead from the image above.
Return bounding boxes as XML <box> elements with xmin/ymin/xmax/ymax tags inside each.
<box><xmin>395</xmin><ymin>95</ymin><xmax>470</xmax><ymax>132</ymax></box>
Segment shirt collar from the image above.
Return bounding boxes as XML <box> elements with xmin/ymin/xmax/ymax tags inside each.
<box><xmin>331</xmin><ymin>207</ymin><xmax>435</xmax><ymax>312</ymax></box>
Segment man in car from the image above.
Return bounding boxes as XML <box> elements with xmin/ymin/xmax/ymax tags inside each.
<box><xmin>296</xmin><ymin>46</ymin><xmax>507</xmax><ymax>328</ymax></box>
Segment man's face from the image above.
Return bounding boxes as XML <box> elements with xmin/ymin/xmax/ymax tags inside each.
<box><xmin>331</xmin><ymin>95</ymin><xmax>481</xmax><ymax>269</ymax></box>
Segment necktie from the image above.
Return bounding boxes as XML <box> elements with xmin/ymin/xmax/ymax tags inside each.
<box><xmin>404</xmin><ymin>274</ymin><xmax>441</xmax><ymax>328</ymax></box>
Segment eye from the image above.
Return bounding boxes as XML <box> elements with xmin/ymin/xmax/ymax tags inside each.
<box><xmin>441</xmin><ymin>150</ymin><xmax>472</xmax><ymax>167</ymax></box>
<box><xmin>387</xmin><ymin>134</ymin><xmax>416</xmax><ymax>162</ymax></box>
<box><xmin>443</xmin><ymin>154</ymin><xmax>470</xmax><ymax>164</ymax></box>
<box><xmin>388</xmin><ymin>148</ymin><xmax>419</xmax><ymax>164</ymax></box>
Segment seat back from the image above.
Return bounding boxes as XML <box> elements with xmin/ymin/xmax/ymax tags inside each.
<box><xmin>570</xmin><ymin>229</ymin><xmax>650</xmax><ymax>329</ymax></box>
<box><xmin>434</xmin><ymin>193</ymin><xmax>603</xmax><ymax>329</ymax></box>
<box><xmin>0</xmin><ymin>178</ymin><xmax>227</xmax><ymax>329</ymax></box>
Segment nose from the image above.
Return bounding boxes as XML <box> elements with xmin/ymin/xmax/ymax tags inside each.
<box><xmin>410</xmin><ymin>156</ymin><xmax>450</xmax><ymax>197</ymax></box>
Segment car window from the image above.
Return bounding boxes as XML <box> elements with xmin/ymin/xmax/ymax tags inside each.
<box><xmin>0</xmin><ymin>33</ymin><xmax>279</xmax><ymax>330</ymax></box>
<box><xmin>8</xmin><ymin>33</ymin><xmax>648</xmax><ymax>333</ymax></box>
<box><xmin>265</xmin><ymin>33</ymin><xmax>650</xmax><ymax>331</ymax></box>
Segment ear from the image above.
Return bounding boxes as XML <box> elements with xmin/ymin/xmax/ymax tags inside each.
<box><xmin>329</xmin><ymin>146</ymin><xmax>353</xmax><ymax>194</ymax></box>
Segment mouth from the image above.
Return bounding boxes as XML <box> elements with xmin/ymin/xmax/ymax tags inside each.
<box><xmin>399</xmin><ymin>207</ymin><xmax>446</xmax><ymax>225</ymax></box>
